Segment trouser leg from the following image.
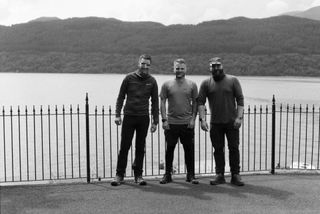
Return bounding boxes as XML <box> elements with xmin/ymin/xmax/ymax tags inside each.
<box><xmin>180</xmin><ymin>126</ymin><xmax>195</xmax><ymax>176</ymax></box>
<box><xmin>116</xmin><ymin>116</ymin><xmax>135</xmax><ymax>176</ymax></box>
<box><xmin>164</xmin><ymin>126</ymin><xmax>179</xmax><ymax>174</ymax></box>
<box><xmin>226</xmin><ymin>124</ymin><xmax>240</xmax><ymax>175</ymax></box>
<box><xmin>210</xmin><ymin>124</ymin><xmax>226</xmax><ymax>174</ymax></box>
<box><xmin>132</xmin><ymin>116</ymin><xmax>150</xmax><ymax>176</ymax></box>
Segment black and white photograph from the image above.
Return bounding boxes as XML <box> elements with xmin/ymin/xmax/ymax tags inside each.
<box><xmin>1</xmin><ymin>0</ymin><xmax>320</xmax><ymax>213</ymax></box>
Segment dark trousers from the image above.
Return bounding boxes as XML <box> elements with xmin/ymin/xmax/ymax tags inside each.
<box><xmin>210</xmin><ymin>123</ymin><xmax>240</xmax><ymax>175</ymax></box>
<box><xmin>164</xmin><ymin>124</ymin><xmax>195</xmax><ymax>176</ymax></box>
<box><xmin>116</xmin><ymin>115</ymin><xmax>150</xmax><ymax>177</ymax></box>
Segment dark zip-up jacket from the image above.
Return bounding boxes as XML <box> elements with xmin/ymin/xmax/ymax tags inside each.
<box><xmin>115</xmin><ymin>71</ymin><xmax>159</xmax><ymax>125</ymax></box>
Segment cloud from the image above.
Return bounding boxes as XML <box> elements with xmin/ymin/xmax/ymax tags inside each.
<box><xmin>266</xmin><ymin>0</ymin><xmax>289</xmax><ymax>15</ymax></box>
<box><xmin>197</xmin><ymin>8</ymin><xmax>223</xmax><ymax>23</ymax></box>
<box><xmin>311</xmin><ymin>0</ymin><xmax>320</xmax><ymax>7</ymax></box>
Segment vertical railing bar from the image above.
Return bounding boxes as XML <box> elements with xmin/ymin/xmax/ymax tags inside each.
<box><xmin>48</xmin><ymin>106</ymin><xmax>52</xmax><ymax>180</ymax></box>
<box><xmin>248</xmin><ymin>105</ymin><xmax>250</xmax><ymax>171</ymax></box>
<box><xmin>85</xmin><ymin>94</ymin><xmax>90</xmax><ymax>183</ymax></box>
<box><xmin>304</xmin><ymin>105</ymin><xmax>308</xmax><ymax>166</ymax></box>
<box><xmin>311</xmin><ymin>105</ymin><xmax>314</xmax><ymax>168</ymax></box>
<box><xmin>241</xmin><ymin>107</ymin><xmax>245</xmax><ymax>172</ymax></box>
<box><xmin>253</xmin><ymin>105</ymin><xmax>256</xmax><ymax>171</ymax></box>
<box><xmin>10</xmin><ymin>106</ymin><xmax>14</xmax><ymax>181</ymax></box>
<box><xmin>317</xmin><ymin>107</ymin><xmax>320</xmax><ymax>169</ymax></box>
<box><xmin>25</xmin><ymin>106</ymin><xmax>29</xmax><ymax>181</ymax></box>
<box><xmin>259</xmin><ymin>105</ymin><xmax>262</xmax><ymax>171</ymax></box>
<box><xmin>63</xmin><ymin>105</ymin><xmax>66</xmax><ymax>179</ymax></box>
<box><xmin>204</xmin><ymin>114</ymin><xmax>207</xmax><ymax>174</ymax></box>
<box><xmin>298</xmin><ymin>105</ymin><xmax>302</xmax><ymax>168</ymax></box>
<box><xmin>102</xmin><ymin>106</ymin><xmax>105</xmax><ymax>178</ymax></box>
<box><xmin>18</xmin><ymin>106</ymin><xmax>22</xmax><ymax>181</ymax></box>
<box><xmin>95</xmin><ymin>106</ymin><xmax>98</xmax><ymax>179</ymax></box>
<box><xmin>109</xmin><ymin>106</ymin><xmax>113</xmax><ymax>178</ymax></box>
<box><xmin>278</xmin><ymin>103</ymin><xmax>283</xmax><ymax>168</ymax></box>
<box><xmin>70</xmin><ymin>105</ymin><xmax>74</xmax><ymax>179</ymax></box>
<box><xmin>178</xmin><ymin>139</ymin><xmax>180</xmax><ymax>174</ymax></box>
<box><xmin>77</xmin><ymin>104</ymin><xmax>81</xmax><ymax>178</ymax></box>
<box><xmin>3</xmin><ymin>107</ymin><xmax>7</xmax><ymax>182</ymax></box>
<box><xmin>265</xmin><ymin>105</ymin><xmax>268</xmax><ymax>170</ymax></box>
<box><xmin>292</xmin><ymin>105</ymin><xmax>296</xmax><ymax>168</ymax></box>
<box><xmin>33</xmin><ymin>106</ymin><xmax>37</xmax><ymax>180</ymax></box>
<box><xmin>55</xmin><ymin>105</ymin><xmax>59</xmax><ymax>180</ymax></box>
<box><xmin>40</xmin><ymin>106</ymin><xmax>44</xmax><ymax>180</ymax></box>
<box><xmin>151</xmin><ymin>123</ymin><xmax>154</xmax><ymax>176</ymax></box>
<box><xmin>77</xmin><ymin>105</ymin><xmax>81</xmax><ymax>177</ymax></box>
<box><xmin>204</xmin><ymin>110</ymin><xmax>211</xmax><ymax>173</ymax></box>
<box><xmin>158</xmin><ymin>122</ymin><xmax>161</xmax><ymax>176</ymax></box>
<box><xmin>271</xmin><ymin>96</ymin><xmax>276</xmax><ymax>174</ymax></box>
<box><xmin>116</xmin><ymin>113</ymin><xmax>119</xmax><ymax>176</ymax></box>
<box><xmin>198</xmin><ymin>111</ymin><xmax>201</xmax><ymax>174</ymax></box>
<box><xmin>285</xmin><ymin>104</ymin><xmax>289</xmax><ymax>169</ymax></box>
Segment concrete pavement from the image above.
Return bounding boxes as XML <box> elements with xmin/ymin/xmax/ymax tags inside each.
<box><xmin>1</xmin><ymin>173</ymin><xmax>320</xmax><ymax>214</ymax></box>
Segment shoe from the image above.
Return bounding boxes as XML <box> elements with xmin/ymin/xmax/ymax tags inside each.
<box><xmin>135</xmin><ymin>176</ymin><xmax>147</xmax><ymax>185</ymax></box>
<box><xmin>111</xmin><ymin>175</ymin><xmax>124</xmax><ymax>186</ymax></box>
<box><xmin>210</xmin><ymin>173</ymin><xmax>226</xmax><ymax>185</ymax></box>
<box><xmin>231</xmin><ymin>174</ymin><xmax>244</xmax><ymax>186</ymax></box>
<box><xmin>159</xmin><ymin>174</ymin><xmax>172</xmax><ymax>184</ymax></box>
<box><xmin>186</xmin><ymin>174</ymin><xmax>199</xmax><ymax>184</ymax></box>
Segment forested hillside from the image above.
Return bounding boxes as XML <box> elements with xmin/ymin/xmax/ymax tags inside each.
<box><xmin>0</xmin><ymin>16</ymin><xmax>320</xmax><ymax>76</ymax></box>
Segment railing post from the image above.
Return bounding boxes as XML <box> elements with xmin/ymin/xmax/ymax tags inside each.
<box><xmin>85</xmin><ymin>93</ymin><xmax>90</xmax><ymax>183</ymax></box>
<box><xmin>271</xmin><ymin>95</ymin><xmax>276</xmax><ymax>174</ymax></box>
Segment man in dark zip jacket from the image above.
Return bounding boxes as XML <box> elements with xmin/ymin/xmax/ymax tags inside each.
<box><xmin>111</xmin><ymin>54</ymin><xmax>159</xmax><ymax>186</ymax></box>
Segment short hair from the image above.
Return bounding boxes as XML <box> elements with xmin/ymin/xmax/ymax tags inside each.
<box><xmin>139</xmin><ymin>54</ymin><xmax>152</xmax><ymax>63</ymax></box>
<box><xmin>174</xmin><ymin>58</ymin><xmax>185</xmax><ymax>64</ymax></box>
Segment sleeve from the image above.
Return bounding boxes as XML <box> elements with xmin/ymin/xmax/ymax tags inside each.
<box><xmin>196</xmin><ymin>80</ymin><xmax>207</xmax><ymax>106</ymax></box>
<box><xmin>159</xmin><ymin>82</ymin><xmax>168</xmax><ymax>100</ymax></box>
<box><xmin>233</xmin><ymin>77</ymin><xmax>244</xmax><ymax>107</ymax></box>
<box><xmin>115</xmin><ymin>76</ymin><xmax>128</xmax><ymax>117</ymax></box>
<box><xmin>151</xmin><ymin>79</ymin><xmax>159</xmax><ymax>125</ymax></box>
<box><xmin>192</xmin><ymin>82</ymin><xmax>198</xmax><ymax>101</ymax></box>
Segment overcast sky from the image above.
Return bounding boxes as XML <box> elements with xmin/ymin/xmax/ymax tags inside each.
<box><xmin>1</xmin><ymin>0</ymin><xmax>320</xmax><ymax>26</ymax></box>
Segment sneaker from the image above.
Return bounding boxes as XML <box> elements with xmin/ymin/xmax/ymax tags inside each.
<box><xmin>159</xmin><ymin>174</ymin><xmax>172</xmax><ymax>184</ymax></box>
<box><xmin>186</xmin><ymin>174</ymin><xmax>199</xmax><ymax>184</ymax></box>
<box><xmin>210</xmin><ymin>173</ymin><xmax>226</xmax><ymax>185</ymax></box>
<box><xmin>111</xmin><ymin>175</ymin><xmax>124</xmax><ymax>186</ymax></box>
<box><xmin>231</xmin><ymin>174</ymin><xmax>244</xmax><ymax>186</ymax></box>
<box><xmin>135</xmin><ymin>176</ymin><xmax>147</xmax><ymax>185</ymax></box>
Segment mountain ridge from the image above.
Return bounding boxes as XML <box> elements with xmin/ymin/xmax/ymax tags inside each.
<box><xmin>282</xmin><ymin>5</ymin><xmax>320</xmax><ymax>21</ymax></box>
<box><xmin>0</xmin><ymin>15</ymin><xmax>320</xmax><ymax>76</ymax></box>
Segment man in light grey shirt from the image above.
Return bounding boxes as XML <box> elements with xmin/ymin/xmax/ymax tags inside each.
<box><xmin>159</xmin><ymin>58</ymin><xmax>198</xmax><ymax>184</ymax></box>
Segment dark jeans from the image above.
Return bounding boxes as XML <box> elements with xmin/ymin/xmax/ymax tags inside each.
<box><xmin>210</xmin><ymin>123</ymin><xmax>240</xmax><ymax>175</ymax></box>
<box><xmin>116</xmin><ymin>115</ymin><xmax>150</xmax><ymax>177</ymax></box>
<box><xmin>164</xmin><ymin>124</ymin><xmax>195</xmax><ymax>176</ymax></box>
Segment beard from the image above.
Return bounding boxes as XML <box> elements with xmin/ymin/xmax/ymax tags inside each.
<box><xmin>138</xmin><ymin>68</ymin><xmax>149</xmax><ymax>78</ymax></box>
<box><xmin>212</xmin><ymin>69</ymin><xmax>225</xmax><ymax>81</ymax></box>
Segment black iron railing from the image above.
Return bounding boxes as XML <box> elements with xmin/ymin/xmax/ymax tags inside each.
<box><xmin>0</xmin><ymin>95</ymin><xmax>319</xmax><ymax>184</ymax></box>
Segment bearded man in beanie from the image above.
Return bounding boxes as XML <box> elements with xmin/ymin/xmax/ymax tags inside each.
<box><xmin>197</xmin><ymin>57</ymin><xmax>245</xmax><ymax>186</ymax></box>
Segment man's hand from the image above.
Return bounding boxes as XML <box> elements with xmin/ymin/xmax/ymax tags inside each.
<box><xmin>187</xmin><ymin>119</ymin><xmax>195</xmax><ymax>129</ymax></box>
<box><xmin>162</xmin><ymin>121</ymin><xmax>170</xmax><ymax>130</ymax></box>
<box><xmin>114</xmin><ymin>116</ymin><xmax>122</xmax><ymax>126</ymax></box>
<box><xmin>233</xmin><ymin>117</ymin><xmax>242</xmax><ymax>129</ymax></box>
<box><xmin>200</xmin><ymin>120</ymin><xmax>209</xmax><ymax>132</ymax></box>
<box><xmin>150</xmin><ymin>123</ymin><xmax>157</xmax><ymax>133</ymax></box>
